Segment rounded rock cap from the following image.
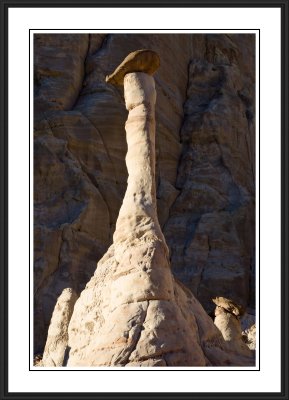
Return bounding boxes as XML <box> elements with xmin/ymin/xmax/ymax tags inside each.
<box><xmin>105</xmin><ymin>49</ymin><xmax>160</xmax><ymax>86</ymax></box>
<box><xmin>212</xmin><ymin>296</ymin><xmax>244</xmax><ymax>317</ymax></box>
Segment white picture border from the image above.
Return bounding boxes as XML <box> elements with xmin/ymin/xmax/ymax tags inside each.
<box><xmin>8</xmin><ymin>6</ymin><xmax>281</xmax><ymax>394</ymax></box>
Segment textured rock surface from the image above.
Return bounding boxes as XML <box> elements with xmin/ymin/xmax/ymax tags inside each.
<box><xmin>165</xmin><ymin>35</ymin><xmax>255</xmax><ymax>314</ymax></box>
<box><xmin>105</xmin><ymin>49</ymin><xmax>160</xmax><ymax>85</ymax></box>
<box><xmin>41</xmin><ymin>288</ymin><xmax>77</xmax><ymax>367</ymax></box>
<box><xmin>242</xmin><ymin>324</ymin><xmax>256</xmax><ymax>350</ymax></box>
<box><xmin>213</xmin><ymin>296</ymin><xmax>244</xmax><ymax>317</ymax></box>
<box><xmin>214</xmin><ymin>299</ymin><xmax>252</xmax><ymax>357</ymax></box>
<box><xmin>34</xmin><ymin>34</ymin><xmax>255</xmax><ymax>354</ymax></box>
<box><xmin>241</xmin><ymin>311</ymin><xmax>256</xmax><ymax>350</ymax></box>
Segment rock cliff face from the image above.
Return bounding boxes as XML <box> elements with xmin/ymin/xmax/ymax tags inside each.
<box><xmin>34</xmin><ymin>34</ymin><xmax>255</xmax><ymax>355</ymax></box>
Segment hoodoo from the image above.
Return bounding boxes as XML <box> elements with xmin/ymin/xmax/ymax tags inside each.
<box><xmin>42</xmin><ymin>50</ymin><xmax>254</xmax><ymax>367</ymax></box>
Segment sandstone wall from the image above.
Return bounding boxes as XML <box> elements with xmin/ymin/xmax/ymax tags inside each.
<box><xmin>34</xmin><ymin>33</ymin><xmax>255</xmax><ymax>354</ymax></box>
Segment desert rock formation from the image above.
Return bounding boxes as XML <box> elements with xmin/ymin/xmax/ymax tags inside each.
<box><xmin>213</xmin><ymin>297</ymin><xmax>253</xmax><ymax>357</ymax></box>
<box><xmin>40</xmin><ymin>51</ymin><xmax>254</xmax><ymax>367</ymax></box>
<box><xmin>34</xmin><ymin>34</ymin><xmax>255</xmax><ymax>356</ymax></box>
<box><xmin>41</xmin><ymin>288</ymin><xmax>77</xmax><ymax>366</ymax></box>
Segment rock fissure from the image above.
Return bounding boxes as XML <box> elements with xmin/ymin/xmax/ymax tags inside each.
<box><xmin>124</xmin><ymin>300</ymin><xmax>150</xmax><ymax>365</ymax></box>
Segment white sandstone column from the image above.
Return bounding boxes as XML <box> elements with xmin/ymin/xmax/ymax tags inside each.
<box><xmin>113</xmin><ymin>72</ymin><xmax>165</xmax><ymax>244</ymax></box>
<box><xmin>105</xmin><ymin>50</ymin><xmax>167</xmax><ymax>249</ymax></box>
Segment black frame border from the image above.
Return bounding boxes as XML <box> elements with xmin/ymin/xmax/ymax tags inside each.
<box><xmin>27</xmin><ymin>27</ymin><xmax>261</xmax><ymax>375</ymax></box>
<box><xmin>1</xmin><ymin>0</ymin><xmax>288</xmax><ymax>399</ymax></box>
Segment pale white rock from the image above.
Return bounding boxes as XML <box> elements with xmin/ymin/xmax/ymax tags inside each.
<box><xmin>241</xmin><ymin>312</ymin><xmax>256</xmax><ymax>350</ymax></box>
<box><xmin>41</xmin><ymin>288</ymin><xmax>77</xmax><ymax>367</ymax></box>
<box><xmin>113</xmin><ymin>72</ymin><xmax>166</xmax><ymax>247</ymax></box>
<box><xmin>243</xmin><ymin>324</ymin><xmax>256</xmax><ymax>350</ymax></box>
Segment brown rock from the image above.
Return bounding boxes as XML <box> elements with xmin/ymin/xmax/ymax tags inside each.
<box><xmin>165</xmin><ymin>38</ymin><xmax>255</xmax><ymax>312</ymax></box>
<box><xmin>212</xmin><ymin>296</ymin><xmax>244</xmax><ymax>316</ymax></box>
<box><xmin>106</xmin><ymin>49</ymin><xmax>160</xmax><ymax>85</ymax></box>
<box><xmin>34</xmin><ymin>34</ymin><xmax>90</xmax><ymax>115</ymax></box>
